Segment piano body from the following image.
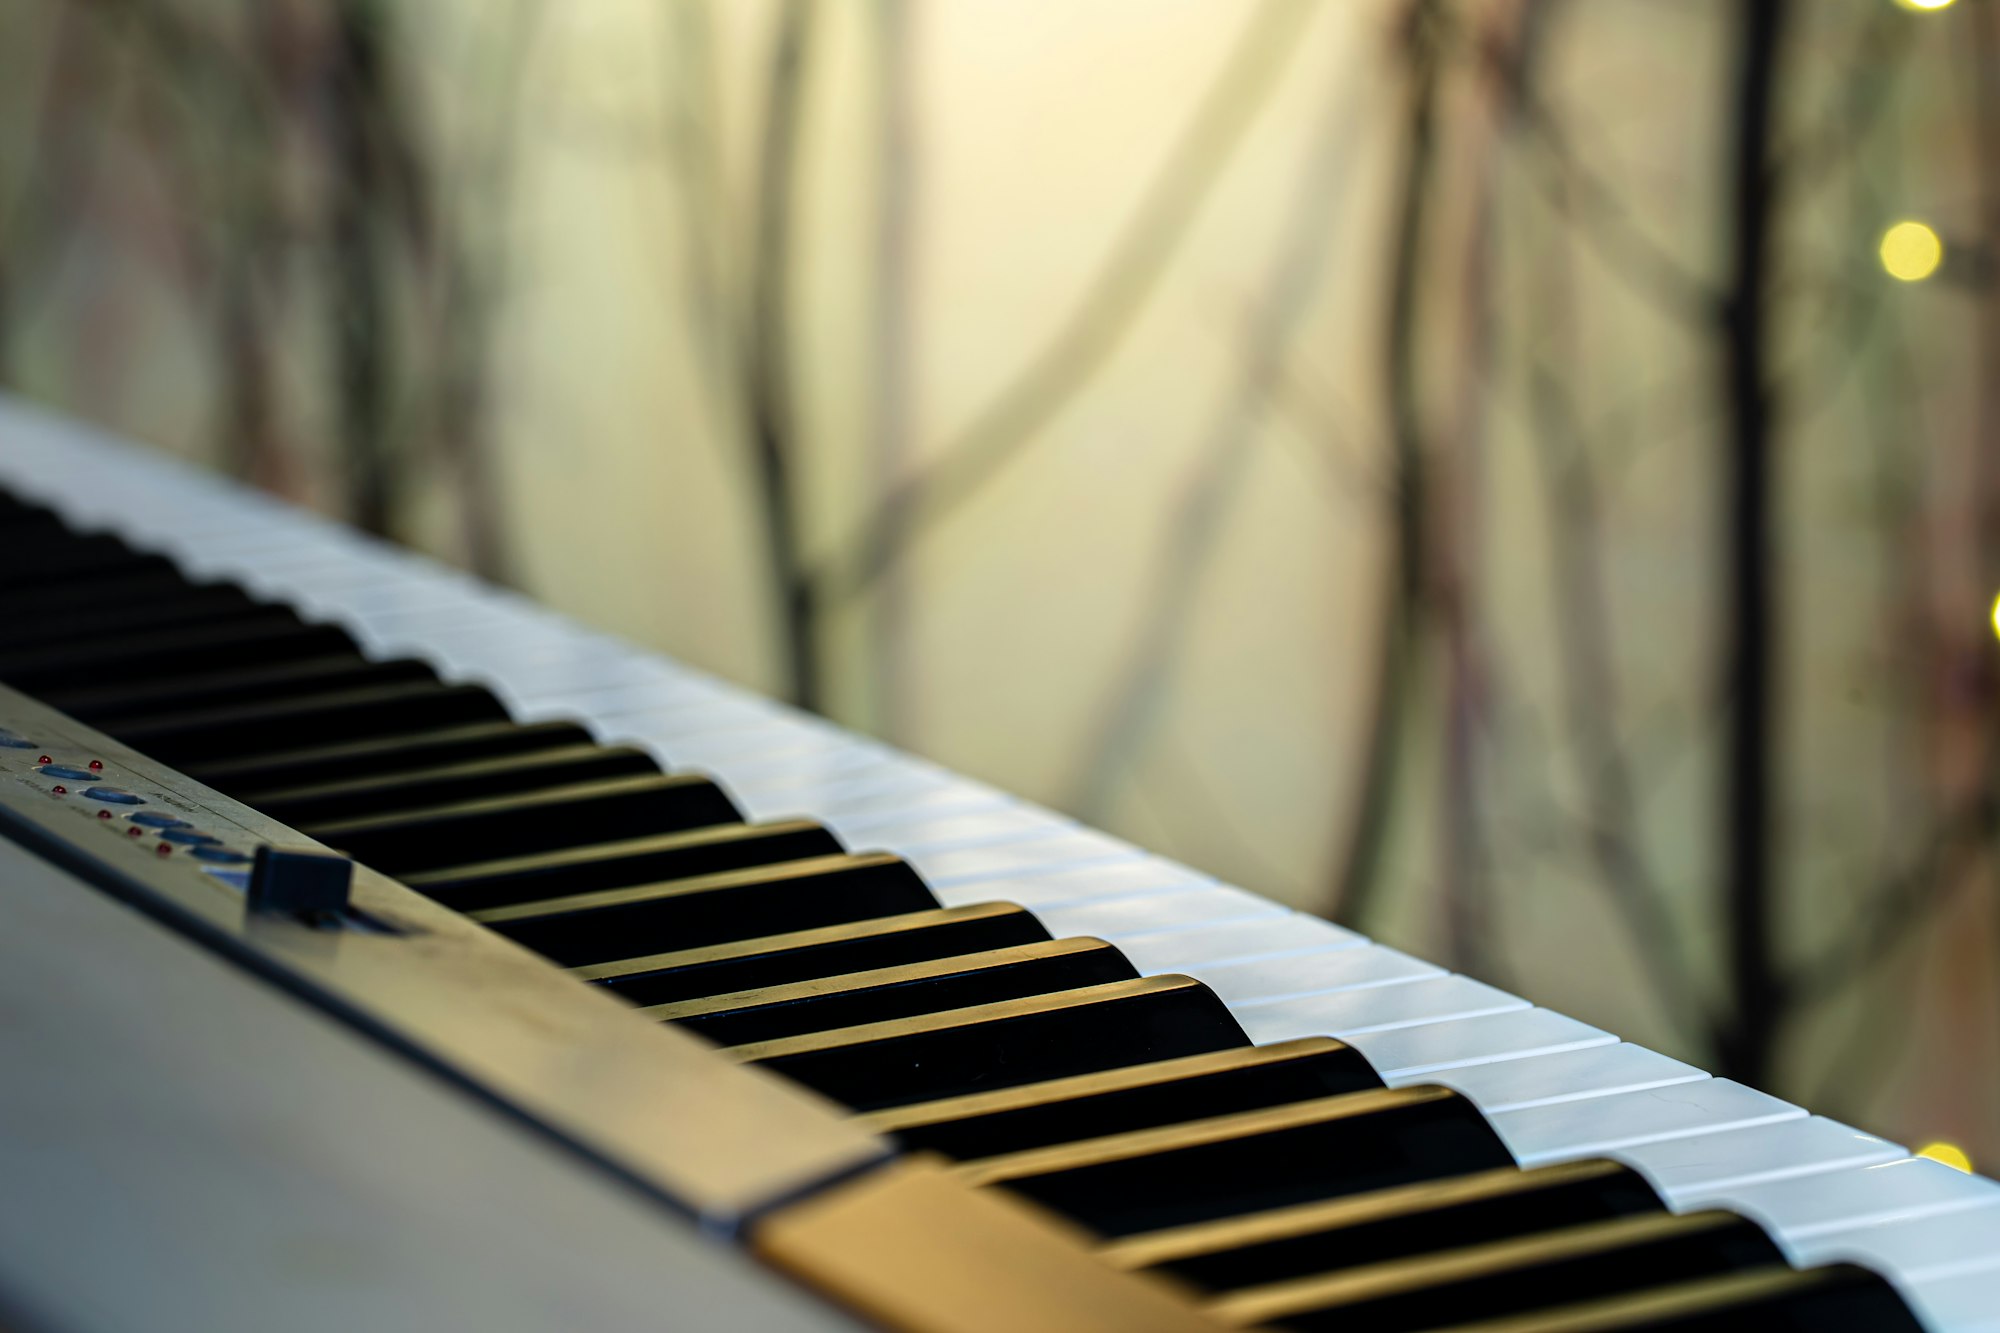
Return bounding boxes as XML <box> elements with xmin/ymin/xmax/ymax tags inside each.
<box><xmin>0</xmin><ymin>392</ymin><xmax>1994</xmax><ymax>1331</ymax></box>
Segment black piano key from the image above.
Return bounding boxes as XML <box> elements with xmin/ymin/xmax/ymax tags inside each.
<box><xmin>1435</xmin><ymin>1264</ymin><xmax>1926</xmax><ymax>1332</ymax></box>
<box><xmin>1107</xmin><ymin>1159</ymin><xmax>1668</xmax><ymax>1294</ymax></box>
<box><xmin>650</xmin><ymin>938</ymin><xmax>1137</xmax><ymax>1047</ymax></box>
<box><xmin>864</xmin><ymin>1037</ymin><xmax>1383</xmax><ymax>1162</ymax></box>
<box><xmin>467</xmin><ymin>852</ymin><xmax>935</xmax><ymax>964</ymax></box>
<box><xmin>0</xmin><ymin>619</ymin><xmax>357</xmax><ymax>693</ymax></box>
<box><xmin>407</xmin><ymin>819</ymin><xmax>843</xmax><ymax>914</ymax></box>
<box><xmin>1216</xmin><ymin>1210</ymin><xmax>1785</xmax><ymax>1333</ymax></box>
<box><xmin>0</xmin><ymin>531</ymin><xmax>158</xmax><ymax>589</ymax></box>
<box><xmin>576</xmin><ymin>902</ymin><xmax>1051</xmax><ymax>1006</ymax></box>
<box><xmin>192</xmin><ymin>720</ymin><xmax>598</xmax><ymax>793</ymax></box>
<box><xmin>957</xmin><ymin>1084</ymin><xmax>1512</xmax><ymax>1238</ymax></box>
<box><xmin>0</xmin><ymin>497</ymin><xmax>63</xmax><ymax>524</ymax></box>
<box><xmin>111</xmin><ymin>681</ymin><xmax>513</xmax><ymax>764</ymax></box>
<box><xmin>303</xmin><ymin>774</ymin><xmax>740</xmax><ymax>875</ymax></box>
<box><xmin>46</xmin><ymin>655</ymin><xmax>436</xmax><ymax>723</ymax></box>
<box><xmin>740</xmin><ymin>976</ymin><xmax>1250</xmax><ymax>1112</ymax></box>
<box><xmin>247</xmin><ymin>744</ymin><xmax>661</xmax><ymax>826</ymax></box>
<box><xmin>6</xmin><ymin>581</ymin><xmax>267</xmax><ymax>638</ymax></box>
<box><xmin>24</xmin><ymin>599</ymin><xmax>307</xmax><ymax>655</ymax></box>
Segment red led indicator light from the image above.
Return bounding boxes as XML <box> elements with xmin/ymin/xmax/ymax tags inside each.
<box><xmin>52</xmin><ymin>785</ymin><xmax>66</xmax><ymax>795</ymax></box>
<box><xmin>127</xmin><ymin>827</ymin><xmax>144</xmax><ymax>838</ymax></box>
<box><xmin>37</xmin><ymin>755</ymin><xmax>51</xmax><ymax>765</ymax></box>
<box><xmin>156</xmin><ymin>843</ymin><xmax>172</xmax><ymax>856</ymax></box>
<box><xmin>97</xmin><ymin>810</ymin><xmax>112</xmax><ymax>820</ymax></box>
<box><xmin>88</xmin><ymin>760</ymin><xmax>103</xmax><ymax>772</ymax></box>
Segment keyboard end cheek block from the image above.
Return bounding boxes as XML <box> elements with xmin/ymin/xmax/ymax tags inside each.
<box><xmin>476</xmin><ymin>856</ymin><xmax>941</xmax><ymax>967</ymax></box>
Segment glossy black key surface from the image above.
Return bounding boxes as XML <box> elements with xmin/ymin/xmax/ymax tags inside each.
<box><xmin>1117</xmin><ymin>1159</ymin><xmax>1667</xmax><ymax>1294</ymax></box>
<box><xmin>468</xmin><ymin>853</ymin><xmax>936</xmax><ymax>965</ymax></box>
<box><xmin>0</xmin><ymin>619</ymin><xmax>356</xmax><ymax>693</ymax></box>
<box><xmin>10</xmin><ymin>582</ymin><xmax>267</xmax><ymax>640</ymax></box>
<box><xmin>0</xmin><ymin>531</ymin><xmax>156</xmax><ymax>588</ymax></box>
<box><xmin>740</xmin><ymin>976</ymin><xmax>1249</xmax><ymax>1112</ymax></box>
<box><xmin>963</xmin><ymin>1085</ymin><xmax>1511</xmax><ymax>1238</ymax></box>
<box><xmin>111</xmin><ymin>681</ymin><xmax>513</xmax><ymax>765</ymax></box>
<box><xmin>1234</xmin><ymin>1212</ymin><xmax>1785</xmax><ymax>1333</ymax></box>
<box><xmin>46</xmin><ymin>655</ymin><xmax>435</xmax><ymax>723</ymax></box>
<box><xmin>249</xmin><ymin>744</ymin><xmax>661</xmax><ymax>826</ymax></box>
<box><xmin>407</xmin><ymin>819</ymin><xmax>843</xmax><ymax>914</ymax></box>
<box><xmin>576</xmin><ymin>903</ymin><xmax>1050</xmax><ymax>1006</ymax></box>
<box><xmin>652</xmin><ymin>938</ymin><xmax>1137</xmax><ymax>1047</ymax></box>
<box><xmin>304</xmin><ymin>774</ymin><xmax>740</xmax><ymax>875</ymax></box>
<box><xmin>194</xmin><ymin>720</ymin><xmax>597</xmax><ymax>794</ymax></box>
<box><xmin>871</xmin><ymin>1038</ymin><xmax>1384</xmax><ymax>1162</ymax></box>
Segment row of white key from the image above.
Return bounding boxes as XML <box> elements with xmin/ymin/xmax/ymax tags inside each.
<box><xmin>3</xmin><ymin>396</ymin><xmax>1995</xmax><ymax>1328</ymax></box>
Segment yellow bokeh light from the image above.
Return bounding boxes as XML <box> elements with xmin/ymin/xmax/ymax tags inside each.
<box><xmin>1917</xmin><ymin>1141</ymin><xmax>1974</xmax><ymax>1173</ymax></box>
<box><xmin>1992</xmin><ymin>589</ymin><xmax>2000</xmax><ymax>643</ymax></box>
<box><xmin>1880</xmin><ymin>221</ymin><xmax>1944</xmax><ymax>282</ymax></box>
<box><xmin>1894</xmin><ymin>0</ymin><xmax>1957</xmax><ymax>10</ymax></box>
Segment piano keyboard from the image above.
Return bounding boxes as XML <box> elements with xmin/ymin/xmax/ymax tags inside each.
<box><xmin>2</xmin><ymin>394</ymin><xmax>1996</xmax><ymax>1331</ymax></box>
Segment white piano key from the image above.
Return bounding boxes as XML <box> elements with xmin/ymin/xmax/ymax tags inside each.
<box><xmin>1395</xmin><ymin>1043</ymin><xmax>1707</xmax><ymax>1112</ymax></box>
<box><xmin>1031</xmin><ymin>886</ymin><xmax>1284</xmax><ymax>942</ymax></box>
<box><xmin>729</xmin><ymin>764</ymin><xmax>953</xmax><ymax>822</ymax></box>
<box><xmin>924</xmin><ymin>852</ymin><xmax>1200</xmax><ymax>904</ymax></box>
<box><xmin>1115</xmin><ymin>913</ymin><xmax>1364</xmax><ymax>975</ymax></box>
<box><xmin>697</xmin><ymin>750</ymin><xmax>907</xmax><ymax>804</ymax></box>
<box><xmin>488</xmin><ymin>660</ymin><xmax>702</xmax><ymax>701</ymax></box>
<box><xmin>491</xmin><ymin>675</ymin><xmax>706</xmax><ymax>717</ymax></box>
<box><xmin>1237</xmin><ymin>975</ymin><xmax>1529</xmax><ymax>1044</ymax></box>
<box><xmin>1490</xmin><ymin>1079</ymin><xmax>1803</xmax><ymax>1166</ymax></box>
<box><xmin>1613</xmin><ymin>1115</ymin><xmax>1905</xmax><ymax>1199</ymax></box>
<box><xmin>293</xmin><ymin>584</ymin><xmax>507</xmax><ymax>628</ymax></box>
<box><xmin>1788</xmin><ymin>1201</ymin><xmax>2000</xmax><ymax>1279</ymax></box>
<box><xmin>817</xmin><ymin>782</ymin><xmax>1015</xmax><ymax>835</ymax></box>
<box><xmin>1191</xmin><ymin>944</ymin><xmax>1441</xmax><ymax>1007</ymax></box>
<box><xmin>837</xmin><ymin>807</ymin><xmax>1077</xmax><ymax>855</ymax></box>
<box><xmin>343</xmin><ymin>609</ymin><xmax>548</xmax><ymax>651</ymax></box>
<box><xmin>1344</xmin><ymin>1008</ymin><xmax>1617</xmax><ymax>1080</ymax></box>
<box><xmin>354</xmin><ymin>601</ymin><xmax>573</xmax><ymax>641</ymax></box>
<box><xmin>589</xmin><ymin>702</ymin><xmax>817</xmax><ymax>748</ymax></box>
<box><xmin>580</xmin><ymin>690</ymin><xmax>800</xmax><ymax>733</ymax></box>
<box><xmin>913</xmin><ymin>834</ymin><xmax>1152</xmax><ymax>892</ymax></box>
<box><xmin>1900</xmin><ymin>1268</ymin><xmax>2000</xmax><ymax>1333</ymax></box>
<box><xmin>686</xmin><ymin>742</ymin><xmax>898</xmax><ymax>787</ymax></box>
<box><xmin>516</xmin><ymin>687</ymin><xmax>763</xmax><ymax>730</ymax></box>
<box><xmin>1689</xmin><ymin>1156</ymin><xmax>2000</xmax><ymax>1242</ymax></box>
<box><xmin>252</xmin><ymin>561</ymin><xmax>468</xmax><ymax>597</ymax></box>
<box><xmin>627</xmin><ymin>727</ymin><xmax>881</xmax><ymax>778</ymax></box>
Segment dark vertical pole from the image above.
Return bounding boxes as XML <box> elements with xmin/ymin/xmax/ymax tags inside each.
<box><xmin>328</xmin><ymin>0</ymin><xmax>394</xmax><ymax>537</ymax></box>
<box><xmin>1717</xmin><ymin>0</ymin><xmax>1788</xmax><ymax>1087</ymax></box>
<box><xmin>1330</xmin><ymin>0</ymin><xmax>1440</xmax><ymax>929</ymax></box>
<box><xmin>747</xmin><ymin>0</ymin><xmax>819</xmax><ymax>711</ymax></box>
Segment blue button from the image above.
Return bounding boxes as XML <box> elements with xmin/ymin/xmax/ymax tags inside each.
<box><xmin>191</xmin><ymin>846</ymin><xmax>250</xmax><ymax>865</ymax></box>
<box><xmin>0</xmin><ymin>731</ymin><xmax>36</xmax><ymax>749</ymax></box>
<box><xmin>39</xmin><ymin>764</ymin><xmax>95</xmax><ymax>780</ymax></box>
<box><xmin>81</xmin><ymin>786</ymin><xmax>145</xmax><ymax>805</ymax></box>
<box><xmin>128</xmin><ymin>812</ymin><xmax>187</xmax><ymax>828</ymax></box>
<box><xmin>157</xmin><ymin>829</ymin><xmax>221</xmax><ymax>847</ymax></box>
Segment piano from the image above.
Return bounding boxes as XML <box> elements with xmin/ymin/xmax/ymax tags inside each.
<box><xmin>0</xmin><ymin>391</ymin><xmax>1992</xmax><ymax>1331</ymax></box>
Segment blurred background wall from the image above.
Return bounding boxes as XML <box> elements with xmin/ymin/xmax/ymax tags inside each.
<box><xmin>2</xmin><ymin>0</ymin><xmax>1995</xmax><ymax>1162</ymax></box>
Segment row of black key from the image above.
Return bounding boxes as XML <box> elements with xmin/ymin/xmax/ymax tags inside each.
<box><xmin>0</xmin><ymin>489</ymin><xmax>1918</xmax><ymax>1331</ymax></box>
